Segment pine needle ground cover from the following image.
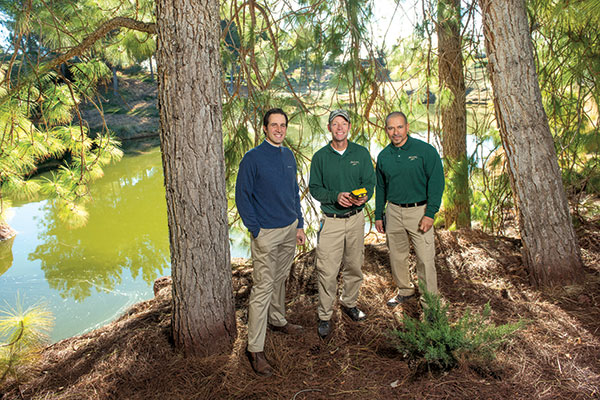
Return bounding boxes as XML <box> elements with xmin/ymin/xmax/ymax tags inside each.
<box><xmin>1</xmin><ymin>226</ymin><xmax>599</xmax><ymax>399</ymax></box>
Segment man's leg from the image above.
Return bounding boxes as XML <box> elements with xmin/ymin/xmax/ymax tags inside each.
<box><xmin>316</xmin><ymin>217</ymin><xmax>345</xmax><ymax>321</ymax></box>
<box><xmin>268</xmin><ymin>220</ymin><xmax>298</xmax><ymax>327</ymax></box>
<box><xmin>386</xmin><ymin>203</ymin><xmax>415</xmax><ymax>297</ymax></box>
<box><xmin>404</xmin><ymin>205</ymin><xmax>438</xmax><ymax>300</ymax></box>
<box><xmin>340</xmin><ymin>211</ymin><xmax>365</xmax><ymax>308</ymax></box>
<box><xmin>247</xmin><ymin>228</ymin><xmax>278</xmax><ymax>353</ymax></box>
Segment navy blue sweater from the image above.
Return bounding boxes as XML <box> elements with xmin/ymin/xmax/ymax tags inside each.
<box><xmin>235</xmin><ymin>140</ymin><xmax>304</xmax><ymax>238</ymax></box>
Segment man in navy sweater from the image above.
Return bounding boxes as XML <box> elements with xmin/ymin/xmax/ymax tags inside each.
<box><xmin>235</xmin><ymin>108</ymin><xmax>306</xmax><ymax>376</ymax></box>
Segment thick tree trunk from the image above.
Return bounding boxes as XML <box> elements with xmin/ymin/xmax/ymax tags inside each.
<box><xmin>156</xmin><ymin>0</ymin><xmax>237</xmax><ymax>355</ymax></box>
<box><xmin>479</xmin><ymin>0</ymin><xmax>583</xmax><ymax>286</ymax></box>
<box><xmin>438</xmin><ymin>0</ymin><xmax>471</xmax><ymax>229</ymax></box>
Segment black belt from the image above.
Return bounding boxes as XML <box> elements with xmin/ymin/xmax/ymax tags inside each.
<box><xmin>390</xmin><ymin>200</ymin><xmax>427</xmax><ymax>208</ymax></box>
<box><xmin>324</xmin><ymin>209</ymin><xmax>361</xmax><ymax>219</ymax></box>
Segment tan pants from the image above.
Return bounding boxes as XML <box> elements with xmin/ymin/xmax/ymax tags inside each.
<box><xmin>315</xmin><ymin>211</ymin><xmax>365</xmax><ymax>321</ymax></box>
<box><xmin>386</xmin><ymin>203</ymin><xmax>437</xmax><ymax>299</ymax></box>
<box><xmin>247</xmin><ymin>220</ymin><xmax>298</xmax><ymax>352</ymax></box>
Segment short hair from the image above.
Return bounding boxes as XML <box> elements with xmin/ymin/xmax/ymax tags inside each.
<box><xmin>385</xmin><ymin>111</ymin><xmax>408</xmax><ymax>127</ymax></box>
<box><xmin>263</xmin><ymin>108</ymin><xmax>288</xmax><ymax>129</ymax></box>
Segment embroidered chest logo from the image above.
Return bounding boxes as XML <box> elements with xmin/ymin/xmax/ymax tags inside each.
<box><xmin>408</xmin><ymin>156</ymin><xmax>418</xmax><ymax>161</ymax></box>
<box><xmin>350</xmin><ymin>160</ymin><xmax>360</xmax><ymax>166</ymax></box>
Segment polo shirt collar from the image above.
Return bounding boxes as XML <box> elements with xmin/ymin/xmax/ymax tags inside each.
<box><xmin>389</xmin><ymin>135</ymin><xmax>413</xmax><ymax>152</ymax></box>
<box><xmin>327</xmin><ymin>140</ymin><xmax>353</xmax><ymax>154</ymax></box>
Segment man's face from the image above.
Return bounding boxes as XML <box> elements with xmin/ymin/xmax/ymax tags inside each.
<box><xmin>328</xmin><ymin>116</ymin><xmax>350</xmax><ymax>143</ymax></box>
<box><xmin>386</xmin><ymin>115</ymin><xmax>409</xmax><ymax>147</ymax></box>
<box><xmin>263</xmin><ymin>113</ymin><xmax>287</xmax><ymax>145</ymax></box>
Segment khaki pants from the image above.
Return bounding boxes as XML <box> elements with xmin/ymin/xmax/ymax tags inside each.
<box><xmin>386</xmin><ymin>203</ymin><xmax>437</xmax><ymax>299</ymax></box>
<box><xmin>247</xmin><ymin>220</ymin><xmax>298</xmax><ymax>352</ymax></box>
<box><xmin>315</xmin><ymin>211</ymin><xmax>364</xmax><ymax>321</ymax></box>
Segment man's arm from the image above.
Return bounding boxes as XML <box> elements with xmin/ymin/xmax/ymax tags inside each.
<box><xmin>292</xmin><ymin>154</ymin><xmax>305</xmax><ymax>230</ymax></box>
<box><xmin>235</xmin><ymin>155</ymin><xmax>260</xmax><ymax>238</ymax></box>
<box><xmin>419</xmin><ymin>146</ymin><xmax>444</xmax><ymax>232</ymax></box>
<box><xmin>374</xmin><ymin>156</ymin><xmax>387</xmax><ymax>221</ymax></box>
<box><xmin>308</xmin><ymin>152</ymin><xmax>338</xmax><ymax>205</ymax></box>
<box><xmin>424</xmin><ymin>147</ymin><xmax>445</xmax><ymax>219</ymax></box>
<box><xmin>362</xmin><ymin>149</ymin><xmax>376</xmax><ymax>202</ymax></box>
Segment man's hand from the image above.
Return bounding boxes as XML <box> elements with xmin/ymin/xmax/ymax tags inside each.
<box><xmin>375</xmin><ymin>220</ymin><xmax>385</xmax><ymax>234</ymax></box>
<box><xmin>337</xmin><ymin>192</ymin><xmax>353</xmax><ymax>208</ymax></box>
<box><xmin>349</xmin><ymin>195</ymin><xmax>368</xmax><ymax>207</ymax></box>
<box><xmin>296</xmin><ymin>228</ymin><xmax>306</xmax><ymax>245</ymax></box>
<box><xmin>419</xmin><ymin>216</ymin><xmax>434</xmax><ymax>233</ymax></box>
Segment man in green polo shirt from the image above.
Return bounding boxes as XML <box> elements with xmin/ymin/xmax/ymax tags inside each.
<box><xmin>375</xmin><ymin>111</ymin><xmax>444</xmax><ymax>307</ymax></box>
<box><xmin>309</xmin><ymin>109</ymin><xmax>376</xmax><ymax>339</ymax></box>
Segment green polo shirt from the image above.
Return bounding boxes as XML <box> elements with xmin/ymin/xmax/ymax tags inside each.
<box><xmin>309</xmin><ymin>141</ymin><xmax>376</xmax><ymax>215</ymax></box>
<box><xmin>375</xmin><ymin>136</ymin><xmax>444</xmax><ymax>220</ymax></box>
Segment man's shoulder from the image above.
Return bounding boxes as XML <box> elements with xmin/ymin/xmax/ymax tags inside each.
<box><xmin>409</xmin><ymin>136</ymin><xmax>436</xmax><ymax>151</ymax></box>
<box><xmin>348</xmin><ymin>141</ymin><xmax>371</xmax><ymax>156</ymax></box>
<box><xmin>312</xmin><ymin>144</ymin><xmax>331</xmax><ymax>159</ymax></box>
<box><xmin>241</xmin><ymin>145</ymin><xmax>260</xmax><ymax>161</ymax></box>
<box><xmin>377</xmin><ymin>144</ymin><xmax>394</xmax><ymax>160</ymax></box>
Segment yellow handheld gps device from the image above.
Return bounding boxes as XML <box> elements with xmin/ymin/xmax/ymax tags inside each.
<box><xmin>350</xmin><ymin>188</ymin><xmax>367</xmax><ymax>199</ymax></box>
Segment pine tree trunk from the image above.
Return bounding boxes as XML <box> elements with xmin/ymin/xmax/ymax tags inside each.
<box><xmin>156</xmin><ymin>0</ymin><xmax>237</xmax><ymax>355</ymax></box>
<box><xmin>479</xmin><ymin>0</ymin><xmax>583</xmax><ymax>286</ymax></box>
<box><xmin>438</xmin><ymin>0</ymin><xmax>471</xmax><ymax>229</ymax></box>
<box><xmin>149</xmin><ymin>56</ymin><xmax>154</xmax><ymax>81</ymax></box>
<box><xmin>112</xmin><ymin>65</ymin><xmax>118</xmax><ymax>95</ymax></box>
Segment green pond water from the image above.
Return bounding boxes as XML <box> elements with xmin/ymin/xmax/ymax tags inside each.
<box><xmin>0</xmin><ymin>147</ymin><xmax>250</xmax><ymax>342</ymax></box>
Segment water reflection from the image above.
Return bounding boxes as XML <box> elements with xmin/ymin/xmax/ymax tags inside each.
<box><xmin>0</xmin><ymin>236</ymin><xmax>15</xmax><ymax>276</ymax></box>
<box><xmin>28</xmin><ymin>149</ymin><xmax>170</xmax><ymax>302</ymax></box>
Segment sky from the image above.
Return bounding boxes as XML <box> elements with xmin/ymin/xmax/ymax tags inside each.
<box><xmin>370</xmin><ymin>0</ymin><xmax>420</xmax><ymax>52</ymax></box>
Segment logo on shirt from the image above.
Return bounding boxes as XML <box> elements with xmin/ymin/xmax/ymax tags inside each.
<box><xmin>409</xmin><ymin>156</ymin><xmax>418</xmax><ymax>161</ymax></box>
<box><xmin>350</xmin><ymin>160</ymin><xmax>360</xmax><ymax>166</ymax></box>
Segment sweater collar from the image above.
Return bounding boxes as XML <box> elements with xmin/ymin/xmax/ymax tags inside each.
<box><xmin>260</xmin><ymin>140</ymin><xmax>283</xmax><ymax>152</ymax></box>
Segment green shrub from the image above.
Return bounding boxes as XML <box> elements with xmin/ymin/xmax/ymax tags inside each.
<box><xmin>391</xmin><ymin>286</ymin><xmax>523</xmax><ymax>371</ymax></box>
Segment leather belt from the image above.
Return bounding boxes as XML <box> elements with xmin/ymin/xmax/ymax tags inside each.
<box><xmin>324</xmin><ymin>209</ymin><xmax>361</xmax><ymax>219</ymax></box>
<box><xmin>390</xmin><ymin>200</ymin><xmax>427</xmax><ymax>208</ymax></box>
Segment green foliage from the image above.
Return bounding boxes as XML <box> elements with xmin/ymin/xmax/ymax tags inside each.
<box><xmin>529</xmin><ymin>0</ymin><xmax>600</xmax><ymax>202</ymax></box>
<box><xmin>0</xmin><ymin>299</ymin><xmax>53</xmax><ymax>384</ymax></box>
<box><xmin>391</xmin><ymin>286</ymin><xmax>523</xmax><ymax>371</ymax></box>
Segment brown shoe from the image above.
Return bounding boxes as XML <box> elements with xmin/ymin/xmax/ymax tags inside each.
<box><xmin>246</xmin><ymin>350</ymin><xmax>274</xmax><ymax>377</ymax></box>
<box><xmin>269</xmin><ymin>322</ymin><xmax>304</xmax><ymax>335</ymax></box>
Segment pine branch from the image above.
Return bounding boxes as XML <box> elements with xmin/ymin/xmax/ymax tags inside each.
<box><xmin>1</xmin><ymin>17</ymin><xmax>156</xmax><ymax>106</ymax></box>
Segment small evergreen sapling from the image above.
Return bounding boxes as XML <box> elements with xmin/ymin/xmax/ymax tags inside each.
<box><xmin>391</xmin><ymin>284</ymin><xmax>523</xmax><ymax>370</ymax></box>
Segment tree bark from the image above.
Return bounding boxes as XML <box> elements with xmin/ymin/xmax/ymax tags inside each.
<box><xmin>479</xmin><ymin>0</ymin><xmax>583</xmax><ymax>286</ymax></box>
<box><xmin>438</xmin><ymin>0</ymin><xmax>471</xmax><ymax>229</ymax></box>
<box><xmin>156</xmin><ymin>0</ymin><xmax>237</xmax><ymax>355</ymax></box>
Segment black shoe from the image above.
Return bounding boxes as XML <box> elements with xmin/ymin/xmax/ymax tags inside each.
<box><xmin>387</xmin><ymin>294</ymin><xmax>414</xmax><ymax>307</ymax></box>
<box><xmin>340</xmin><ymin>305</ymin><xmax>366</xmax><ymax>321</ymax></box>
<box><xmin>317</xmin><ymin>320</ymin><xmax>331</xmax><ymax>338</ymax></box>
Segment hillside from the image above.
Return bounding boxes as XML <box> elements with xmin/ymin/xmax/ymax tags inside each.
<box><xmin>1</xmin><ymin>224</ymin><xmax>599</xmax><ymax>399</ymax></box>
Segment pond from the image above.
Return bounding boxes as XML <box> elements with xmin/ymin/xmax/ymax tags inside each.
<box><xmin>0</xmin><ymin>147</ymin><xmax>250</xmax><ymax>342</ymax></box>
